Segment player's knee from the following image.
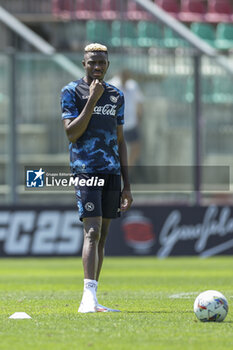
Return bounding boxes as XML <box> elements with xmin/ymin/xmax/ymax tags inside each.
<box><xmin>84</xmin><ymin>221</ymin><xmax>101</xmax><ymax>243</ymax></box>
<box><xmin>85</xmin><ymin>227</ymin><xmax>100</xmax><ymax>243</ymax></box>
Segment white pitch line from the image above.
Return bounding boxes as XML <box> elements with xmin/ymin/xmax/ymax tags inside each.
<box><xmin>169</xmin><ymin>292</ymin><xmax>198</xmax><ymax>299</ymax></box>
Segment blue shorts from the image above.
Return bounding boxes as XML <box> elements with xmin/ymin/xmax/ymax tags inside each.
<box><xmin>74</xmin><ymin>173</ymin><xmax>121</xmax><ymax>221</ymax></box>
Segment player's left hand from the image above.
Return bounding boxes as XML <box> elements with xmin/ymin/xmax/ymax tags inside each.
<box><xmin>121</xmin><ymin>187</ymin><xmax>133</xmax><ymax>211</ymax></box>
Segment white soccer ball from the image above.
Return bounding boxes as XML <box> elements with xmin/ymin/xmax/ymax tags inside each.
<box><xmin>194</xmin><ymin>290</ymin><xmax>228</xmax><ymax>322</ymax></box>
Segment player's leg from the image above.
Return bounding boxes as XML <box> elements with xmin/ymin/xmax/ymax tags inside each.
<box><xmin>96</xmin><ymin>218</ymin><xmax>111</xmax><ymax>282</ymax></box>
<box><xmin>78</xmin><ymin>216</ymin><xmax>102</xmax><ymax>313</ymax></box>
<box><xmin>82</xmin><ymin>216</ymin><xmax>102</xmax><ymax>280</ymax></box>
<box><xmin>74</xmin><ymin>175</ymin><xmax>104</xmax><ymax>313</ymax></box>
<box><xmin>95</xmin><ymin>174</ymin><xmax>122</xmax><ymax>312</ymax></box>
<box><xmin>95</xmin><ymin>217</ymin><xmax>120</xmax><ymax>312</ymax></box>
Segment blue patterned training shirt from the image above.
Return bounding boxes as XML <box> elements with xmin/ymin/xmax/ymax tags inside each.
<box><xmin>61</xmin><ymin>78</ymin><xmax>124</xmax><ymax>175</ymax></box>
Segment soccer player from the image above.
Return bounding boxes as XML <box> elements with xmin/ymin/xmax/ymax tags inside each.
<box><xmin>61</xmin><ymin>43</ymin><xmax>133</xmax><ymax>313</ymax></box>
<box><xmin>109</xmin><ymin>69</ymin><xmax>144</xmax><ymax>166</ymax></box>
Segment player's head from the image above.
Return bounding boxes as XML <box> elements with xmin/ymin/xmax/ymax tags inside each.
<box><xmin>82</xmin><ymin>43</ymin><xmax>109</xmax><ymax>82</ymax></box>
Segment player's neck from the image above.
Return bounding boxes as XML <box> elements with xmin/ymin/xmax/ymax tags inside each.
<box><xmin>83</xmin><ymin>76</ymin><xmax>91</xmax><ymax>85</ymax></box>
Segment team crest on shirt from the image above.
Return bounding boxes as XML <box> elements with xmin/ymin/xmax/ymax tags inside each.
<box><xmin>85</xmin><ymin>202</ymin><xmax>95</xmax><ymax>211</ymax></box>
<box><xmin>110</xmin><ymin>95</ymin><xmax>118</xmax><ymax>103</ymax></box>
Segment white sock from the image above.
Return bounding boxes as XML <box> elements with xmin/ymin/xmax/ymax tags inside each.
<box><xmin>82</xmin><ymin>279</ymin><xmax>98</xmax><ymax>304</ymax></box>
<box><xmin>84</xmin><ymin>279</ymin><xmax>97</xmax><ymax>290</ymax></box>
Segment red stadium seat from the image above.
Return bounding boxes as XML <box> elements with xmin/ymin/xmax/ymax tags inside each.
<box><xmin>75</xmin><ymin>0</ymin><xmax>102</xmax><ymax>20</ymax></box>
<box><xmin>156</xmin><ymin>0</ymin><xmax>180</xmax><ymax>18</ymax></box>
<box><xmin>53</xmin><ymin>0</ymin><xmax>102</xmax><ymax>20</ymax></box>
<box><xmin>206</xmin><ymin>0</ymin><xmax>233</xmax><ymax>22</ymax></box>
<box><xmin>101</xmin><ymin>0</ymin><xmax>126</xmax><ymax>20</ymax></box>
<box><xmin>127</xmin><ymin>0</ymin><xmax>152</xmax><ymax>20</ymax></box>
<box><xmin>52</xmin><ymin>0</ymin><xmax>73</xmax><ymax>19</ymax></box>
<box><xmin>179</xmin><ymin>0</ymin><xmax>206</xmax><ymax>22</ymax></box>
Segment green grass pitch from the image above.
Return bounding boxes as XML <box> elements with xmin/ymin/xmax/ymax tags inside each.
<box><xmin>0</xmin><ymin>257</ymin><xmax>233</xmax><ymax>350</ymax></box>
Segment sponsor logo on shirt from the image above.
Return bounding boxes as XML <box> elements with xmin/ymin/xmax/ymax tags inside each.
<box><xmin>94</xmin><ymin>104</ymin><xmax>117</xmax><ymax>116</ymax></box>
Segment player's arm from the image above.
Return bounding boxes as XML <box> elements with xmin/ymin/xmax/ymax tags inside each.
<box><xmin>63</xmin><ymin>79</ymin><xmax>104</xmax><ymax>143</ymax></box>
<box><xmin>117</xmin><ymin>125</ymin><xmax>133</xmax><ymax>211</ymax></box>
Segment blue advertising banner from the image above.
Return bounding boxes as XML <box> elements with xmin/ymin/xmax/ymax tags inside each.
<box><xmin>0</xmin><ymin>205</ymin><xmax>233</xmax><ymax>257</ymax></box>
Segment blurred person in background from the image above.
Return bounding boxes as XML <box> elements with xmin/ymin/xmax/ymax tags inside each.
<box><xmin>109</xmin><ymin>69</ymin><xmax>144</xmax><ymax>166</ymax></box>
<box><xmin>61</xmin><ymin>43</ymin><xmax>133</xmax><ymax>313</ymax></box>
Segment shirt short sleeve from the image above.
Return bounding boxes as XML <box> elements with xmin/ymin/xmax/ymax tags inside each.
<box><xmin>60</xmin><ymin>82</ymin><xmax>79</xmax><ymax>120</ymax></box>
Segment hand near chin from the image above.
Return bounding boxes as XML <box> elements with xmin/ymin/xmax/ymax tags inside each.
<box><xmin>89</xmin><ymin>79</ymin><xmax>104</xmax><ymax>102</ymax></box>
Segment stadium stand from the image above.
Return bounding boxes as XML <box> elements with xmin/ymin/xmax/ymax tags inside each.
<box><xmin>156</xmin><ymin>0</ymin><xmax>180</xmax><ymax>18</ymax></box>
<box><xmin>1</xmin><ymin>0</ymin><xmax>233</xmax><ymax>51</ymax></box>
<box><xmin>190</xmin><ymin>22</ymin><xmax>216</xmax><ymax>47</ymax></box>
<box><xmin>53</xmin><ymin>0</ymin><xmax>102</xmax><ymax>20</ymax></box>
<box><xmin>75</xmin><ymin>0</ymin><xmax>102</xmax><ymax>20</ymax></box>
<box><xmin>2</xmin><ymin>0</ymin><xmax>232</xmax><ymax>25</ymax></box>
<box><xmin>215</xmin><ymin>23</ymin><xmax>233</xmax><ymax>50</ymax></box>
<box><xmin>2</xmin><ymin>0</ymin><xmax>233</xmax><ymax>51</ymax></box>
<box><xmin>84</xmin><ymin>19</ymin><xmax>233</xmax><ymax>50</ymax></box>
<box><xmin>111</xmin><ymin>20</ymin><xmax>138</xmax><ymax>47</ymax></box>
<box><xmin>156</xmin><ymin>0</ymin><xmax>233</xmax><ymax>23</ymax></box>
<box><xmin>51</xmin><ymin>0</ymin><xmax>233</xmax><ymax>24</ymax></box>
<box><xmin>137</xmin><ymin>21</ymin><xmax>163</xmax><ymax>47</ymax></box>
<box><xmin>164</xmin><ymin>26</ymin><xmax>189</xmax><ymax>48</ymax></box>
<box><xmin>206</xmin><ymin>0</ymin><xmax>233</xmax><ymax>23</ymax></box>
<box><xmin>127</xmin><ymin>0</ymin><xmax>152</xmax><ymax>20</ymax></box>
<box><xmin>52</xmin><ymin>0</ymin><xmax>73</xmax><ymax>20</ymax></box>
<box><xmin>86</xmin><ymin>20</ymin><xmax>112</xmax><ymax>46</ymax></box>
<box><xmin>179</xmin><ymin>0</ymin><xmax>206</xmax><ymax>22</ymax></box>
<box><xmin>101</xmin><ymin>0</ymin><xmax>123</xmax><ymax>20</ymax></box>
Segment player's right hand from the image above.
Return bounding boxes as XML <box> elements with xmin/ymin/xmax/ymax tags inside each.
<box><xmin>121</xmin><ymin>188</ymin><xmax>133</xmax><ymax>212</ymax></box>
<box><xmin>89</xmin><ymin>79</ymin><xmax>104</xmax><ymax>102</ymax></box>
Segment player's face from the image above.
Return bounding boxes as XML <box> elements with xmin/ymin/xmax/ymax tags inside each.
<box><xmin>83</xmin><ymin>52</ymin><xmax>109</xmax><ymax>82</ymax></box>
